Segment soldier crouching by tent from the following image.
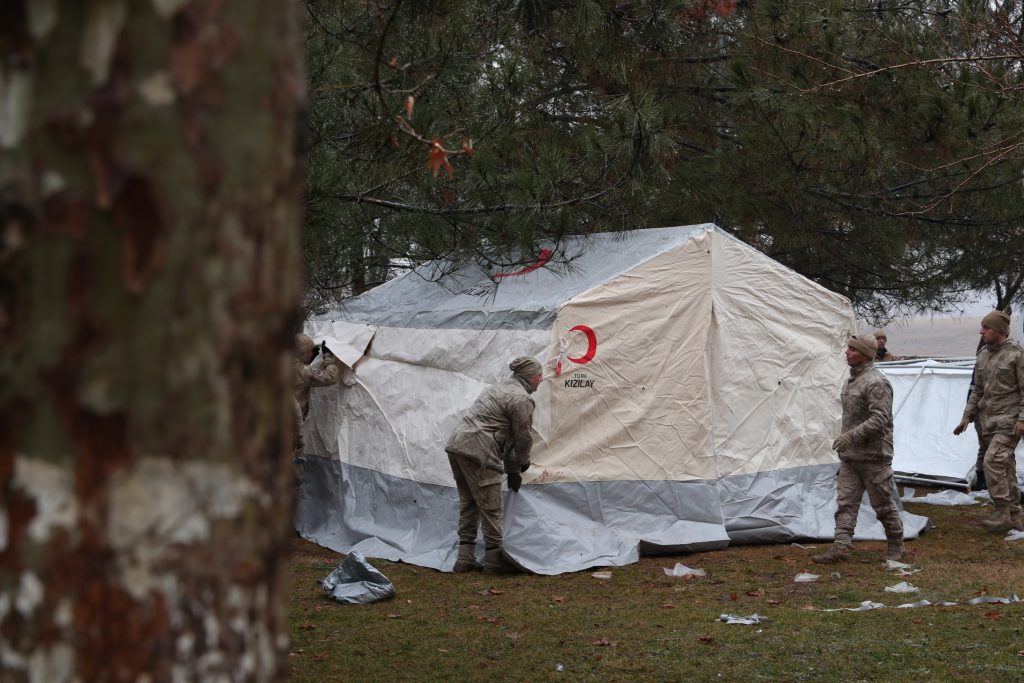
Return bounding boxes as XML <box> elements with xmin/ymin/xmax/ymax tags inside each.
<box><xmin>814</xmin><ymin>334</ymin><xmax>906</xmax><ymax>564</ymax></box>
<box><xmin>445</xmin><ymin>356</ymin><xmax>543</xmax><ymax>574</ymax></box>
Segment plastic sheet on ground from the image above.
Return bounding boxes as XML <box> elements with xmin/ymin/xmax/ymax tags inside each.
<box><xmin>824</xmin><ymin>600</ymin><xmax>886</xmax><ymax>612</ymax></box>
<box><xmin>663</xmin><ymin>563</ymin><xmax>706</xmax><ymax>578</ymax></box>
<box><xmin>322</xmin><ymin>551</ymin><xmax>396</xmax><ymax>604</ymax></box>
<box><xmin>965</xmin><ymin>594</ymin><xmax>1020</xmax><ymax>605</ymax></box>
<box><xmin>1006</xmin><ymin>529</ymin><xmax>1024</xmax><ymax>541</ymax></box>
<box><xmin>885</xmin><ymin>559</ymin><xmax>923</xmax><ymax>576</ymax></box>
<box><xmin>884</xmin><ymin>581</ymin><xmax>919</xmax><ymax>593</ymax></box>
<box><xmin>794</xmin><ymin>572</ymin><xmax>819</xmax><ymax>582</ymax></box>
<box><xmin>895</xmin><ymin>600</ymin><xmax>933</xmax><ymax>609</ymax></box>
<box><xmin>591</xmin><ymin>571</ymin><xmax>612</xmax><ymax>580</ymax></box>
<box><xmin>719</xmin><ymin>613</ymin><xmax>769</xmax><ymax>625</ymax></box>
<box><xmin>824</xmin><ymin>595</ymin><xmax>1017</xmax><ymax>612</ymax></box>
<box><xmin>899</xmin><ymin>488</ymin><xmax>989</xmax><ymax>507</ymax></box>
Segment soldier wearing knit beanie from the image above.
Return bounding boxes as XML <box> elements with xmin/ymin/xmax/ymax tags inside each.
<box><xmin>954</xmin><ymin>306</ymin><xmax>1024</xmax><ymax>534</ymax></box>
<box><xmin>847</xmin><ymin>335</ymin><xmax>878</xmax><ymax>363</ymax></box>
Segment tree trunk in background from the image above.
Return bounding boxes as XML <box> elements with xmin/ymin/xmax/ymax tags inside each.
<box><xmin>0</xmin><ymin>2</ymin><xmax>304</xmax><ymax>681</ymax></box>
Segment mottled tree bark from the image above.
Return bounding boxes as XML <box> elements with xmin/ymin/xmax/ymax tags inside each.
<box><xmin>0</xmin><ymin>2</ymin><xmax>304</xmax><ymax>681</ymax></box>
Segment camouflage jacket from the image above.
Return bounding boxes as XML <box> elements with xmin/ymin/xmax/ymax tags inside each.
<box><xmin>295</xmin><ymin>352</ymin><xmax>340</xmax><ymax>419</ymax></box>
<box><xmin>445</xmin><ymin>376</ymin><xmax>536</xmax><ymax>473</ymax></box>
<box><xmin>839</xmin><ymin>363</ymin><xmax>894</xmax><ymax>463</ymax></box>
<box><xmin>964</xmin><ymin>339</ymin><xmax>1024</xmax><ymax>437</ymax></box>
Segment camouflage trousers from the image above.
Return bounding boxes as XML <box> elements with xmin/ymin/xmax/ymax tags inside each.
<box><xmin>833</xmin><ymin>460</ymin><xmax>904</xmax><ymax>546</ymax></box>
<box><xmin>448</xmin><ymin>452</ymin><xmax>505</xmax><ymax>549</ymax></box>
<box><xmin>983</xmin><ymin>434</ymin><xmax>1022</xmax><ymax>513</ymax></box>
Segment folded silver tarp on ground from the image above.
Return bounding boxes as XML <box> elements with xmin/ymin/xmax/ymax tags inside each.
<box><xmin>297</xmin><ymin>225</ymin><xmax>930</xmax><ymax>575</ymax></box>
<box><xmin>880</xmin><ymin>359</ymin><xmax>1024</xmax><ymax>490</ymax></box>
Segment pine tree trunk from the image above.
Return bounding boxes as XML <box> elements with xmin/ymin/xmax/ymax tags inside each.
<box><xmin>0</xmin><ymin>2</ymin><xmax>304</xmax><ymax>680</ymax></box>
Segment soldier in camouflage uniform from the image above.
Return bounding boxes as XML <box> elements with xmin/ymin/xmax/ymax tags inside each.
<box><xmin>814</xmin><ymin>334</ymin><xmax>906</xmax><ymax>564</ymax></box>
<box><xmin>873</xmin><ymin>329</ymin><xmax>897</xmax><ymax>362</ymax></box>
<box><xmin>293</xmin><ymin>334</ymin><xmax>340</xmax><ymax>460</ymax></box>
<box><xmin>954</xmin><ymin>310</ymin><xmax>1024</xmax><ymax>533</ymax></box>
<box><xmin>445</xmin><ymin>356</ymin><xmax>543</xmax><ymax>574</ymax></box>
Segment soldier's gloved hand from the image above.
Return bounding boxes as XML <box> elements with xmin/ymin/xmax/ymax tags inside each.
<box><xmin>507</xmin><ymin>470</ymin><xmax>522</xmax><ymax>492</ymax></box>
<box><xmin>953</xmin><ymin>417</ymin><xmax>970</xmax><ymax>436</ymax></box>
<box><xmin>831</xmin><ymin>433</ymin><xmax>852</xmax><ymax>453</ymax></box>
<box><xmin>520</xmin><ymin>462</ymin><xmax>530</xmax><ymax>473</ymax></box>
<box><xmin>1014</xmin><ymin>421</ymin><xmax>1024</xmax><ymax>438</ymax></box>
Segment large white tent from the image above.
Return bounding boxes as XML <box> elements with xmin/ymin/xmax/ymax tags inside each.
<box><xmin>882</xmin><ymin>358</ymin><xmax>1024</xmax><ymax>490</ymax></box>
<box><xmin>297</xmin><ymin>225</ymin><xmax>929</xmax><ymax>574</ymax></box>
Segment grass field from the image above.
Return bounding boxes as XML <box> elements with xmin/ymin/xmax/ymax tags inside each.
<box><xmin>287</xmin><ymin>498</ymin><xmax>1024</xmax><ymax>681</ymax></box>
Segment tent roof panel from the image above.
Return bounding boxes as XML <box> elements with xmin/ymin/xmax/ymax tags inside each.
<box><xmin>313</xmin><ymin>224</ymin><xmax>713</xmax><ymax>330</ymax></box>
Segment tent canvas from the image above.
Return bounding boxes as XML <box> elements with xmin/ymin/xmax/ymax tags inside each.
<box><xmin>881</xmin><ymin>358</ymin><xmax>1024</xmax><ymax>490</ymax></box>
<box><xmin>297</xmin><ymin>225</ymin><xmax>929</xmax><ymax>574</ymax></box>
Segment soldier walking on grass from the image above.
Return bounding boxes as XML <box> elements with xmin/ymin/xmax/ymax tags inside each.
<box><xmin>953</xmin><ymin>309</ymin><xmax>1024</xmax><ymax>534</ymax></box>
<box><xmin>814</xmin><ymin>334</ymin><xmax>905</xmax><ymax>564</ymax></box>
<box><xmin>445</xmin><ymin>356</ymin><xmax>543</xmax><ymax>574</ymax></box>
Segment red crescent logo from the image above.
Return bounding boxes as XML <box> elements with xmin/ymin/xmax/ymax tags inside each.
<box><xmin>491</xmin><ymin>248</ymin><xmax>553</xmax><ymax>279</ymax></box>
<box><xmin>567</xmin><ymin>325</ymin><xmax>597</xmax><ymax>365</ymax></box>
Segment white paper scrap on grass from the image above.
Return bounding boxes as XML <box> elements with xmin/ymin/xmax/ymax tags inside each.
<box><xmin>965</xmin><ymin>595</ymin><xmax>1019</xmax><ymax>605</ymax></box>
<box><xmin>900</xmin><ymin>489</ymin><xmax>986</xmax><ymax>506</ymax></box>
<box><xmin>663</xmin><ymin>563</ymin><xmax>706</xmax><ymax>578</ymax></box>
<box><xmin>719</xmin><ymin>613</ymin><xmax>769</xmax><ymax>625</ymax></box>
<box><xmin>885</xmin><ymin>581</ymin><xmax>920</xmax><ymax>593</ymax></box>
<box><xmin>1006</xmin><ymin>529</ymin><xmax>1024</xmax><ymax>541</ymax></box>
<box><xmin>824</xmin><ymin>600</ymin><xmax>886</xmax><ymax>612</ymax></box>
<box><xmin>591</xmin><ymin>571</ymin><xmax>612</xmax><ymax>580</ymax></box>
<box><xmin>794</xmin><ymin>573</ymin><xmax>819</xmax><ymax>583</ymax></box>
<box><xmin>896</xmin><ymin>600</ymin><xmax>932</xmax><ymax>608</ymax></box>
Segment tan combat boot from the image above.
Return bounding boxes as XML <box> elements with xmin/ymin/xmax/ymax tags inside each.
<box><xmin>482</xmin><ymin>547</ymin><xmax>519</xmax><ymax>575</ymax></box>
<box><xmin>1008</xmin><ymin>508</ymin><xmax>1024</xmax><ymax>532</ymax></box>
<box><xmin>883</xmin><ymin>539</ymin><xmax>906</xmax><ymax>562</ymax></box>
<box><xmin>452</xmin><ymin>543</ymin><xmax>480</xmax><ymax>573</ymax></box>
<box><xmin>812</xmin><ymin>543</ymin><xmax>852</xmax><ymax>564</ymax></box>
<box><xmin>982</xmin><ymin>505</ymin><xmax>1013</xmax><ymax>533</ymax></box>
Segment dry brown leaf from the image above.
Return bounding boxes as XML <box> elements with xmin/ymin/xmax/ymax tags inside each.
<box><xmin>313</xmin><ymin>652</ymin><xmax>328</xmax><ymax>662</ymax></box>
<box><xmin>551</xmin><ymin>595</ymin><xmax>565</xmax><ymax>603</ymax></box>
<box><xmin>592</xmin><ymin>637</ymin><xmax>617</xmax><ymax>647</ymax></box>
<box><xmin>386</xmin><ymin>613</ymin><xmax>401</xmax><ymax>619</ymax></box>
<box><xmin>297</xmin><ymin>623</ymin><xmax>317</xmax><ymax>631</ymax></box>
<box><xmin>698</xmin><ymin>634</ymin><xmax>714</xmax><ymax>644</ymax></box>
<box><xmin>427</xmin><ymin>139</ymin><xmax>453</xmax><ymax>178</ymax></box>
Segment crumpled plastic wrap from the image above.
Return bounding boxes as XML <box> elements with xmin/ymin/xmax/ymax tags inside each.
<box><xmin>719</xmin><ymin>613</ymin><xmax>770</xmax><ymax>625</ymax></box>
<box><xmin>884</xmin><ymin>581</ymin><xmax>919</xmax><ymax>593</ymax></box>
<box><xmin>322</xmin><ymin>551</ymin><xmax>396</xmax><ymax>604</ymax></box>
<box><xmin>663</xmin><ymin>563</ymin><xmax>706</xmax><ymax>578</ymax></box>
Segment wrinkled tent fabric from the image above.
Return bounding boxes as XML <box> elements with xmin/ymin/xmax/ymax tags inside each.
<box><xmin>880</xmin><ymin>358</ymin><xmax>1024</xmax><ymax>490</ymax></box>
<box><xmin>297</xmin><ymin>225</ymin><xmax>930</xmax><ymax>575</ymax></box>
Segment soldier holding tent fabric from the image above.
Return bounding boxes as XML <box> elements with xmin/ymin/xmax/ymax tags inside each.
<box><xmin>445</xmin><ymin>356</ymin><xmax>543</xmax><ymax>574</ymax></box>
<box><xmin>953</xmin><ymin>309</ymin><xmax>1024</xmax><ymax>533</ymax></box>
<box><xmin>294</xmin><ymin>333</ymin><xmax>340</xmax><ymax>457</ymax></box>
<box><xmin>813</xmin><ymin>334</ymin><xmax>906</xmax><ymax>564</ymax></box>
